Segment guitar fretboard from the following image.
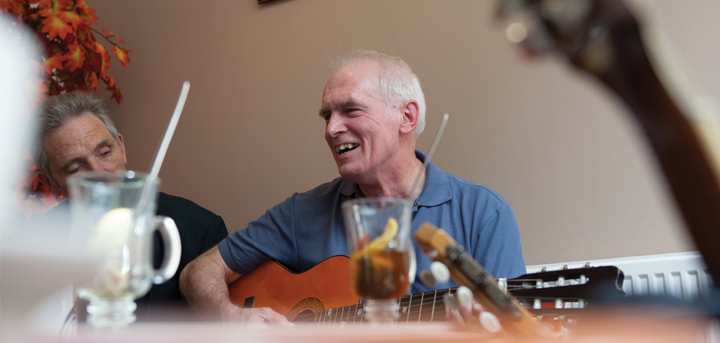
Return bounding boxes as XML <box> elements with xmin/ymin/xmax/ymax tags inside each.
<box><xmin>292</xmin><ymin>288</ymin><xmax>455</xmax><ymax>324</ymax></box>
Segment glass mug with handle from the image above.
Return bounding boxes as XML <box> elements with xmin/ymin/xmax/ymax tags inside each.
<box><xmin>67</xmin><ymin>170</ymin><xmax>181</xmax><ymax>327</ymax></box>
<box><xmin>342</xmin><ymin>197</ymin><xmax>414</xmax><ymax>324</ymax></box>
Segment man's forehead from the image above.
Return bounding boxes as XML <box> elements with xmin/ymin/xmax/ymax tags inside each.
<box><xmin>323</xmin><ymin>63</ymin><xmax>381</xmax><ymax>101</ymax></box>
<box><xmin>44</xmin><ymin>114</ymin><xmax>115</xmax><ymax>165</ymax></box>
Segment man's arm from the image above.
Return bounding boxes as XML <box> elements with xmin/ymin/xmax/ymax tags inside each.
<box><xmin>179</xmin><ymin>245</ymin><xmax>289</xmax><ymax>324</ymax></box>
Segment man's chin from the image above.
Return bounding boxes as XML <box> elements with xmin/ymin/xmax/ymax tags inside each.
<box><xmin>338</xmin><ymin>167</ymin><xmax>363</xmax><ymax>183</ymax></box>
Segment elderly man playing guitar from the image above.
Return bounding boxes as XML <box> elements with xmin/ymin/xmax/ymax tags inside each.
<box><xmin>179</xmin><ymin>50</ymin><xmax>526</xmax><ymax>325</ymax></box>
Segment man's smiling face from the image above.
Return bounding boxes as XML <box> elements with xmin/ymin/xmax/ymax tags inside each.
<box><xmin>42</xmin><ymin>111</ymin><xmax>127</xmax><ymax>197</ymax></box>
<box><xmin>319</xmin><ymin>60</ymin><xmax>402</xmax><ymax>184</ymax></box>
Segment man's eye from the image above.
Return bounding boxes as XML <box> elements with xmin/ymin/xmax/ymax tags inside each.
<box><xmin>68</xmin><ymin>166</ymin><xmax>81</xmax><ymax>174</ymax></box>
<box><xmin>100</xmin><ymin>149</ymin><xmax>111</xmax><ymax>157</ymax></box>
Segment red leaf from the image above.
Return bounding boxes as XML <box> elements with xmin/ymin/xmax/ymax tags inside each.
<box><xmin>87</xmin><ymin>72</ymin><xmax>98</xmax><ymax>92</ymax></box>
<box><xmin>104</xmin><ymin>75</ymin><xmax>115</xmax><ymax>88</ymax></box>
<box><xmin>99</xmin><ymin>50</ymin><xmax>111</xmax><ymax>78</ymax></box>
<box><xmin>101</xmin><ymin>29</ymin><xmax>125</xmax><ymax>44</ymax></box>
<box><xmin>40</xmin><ymin>14</ymin><xmax>72</xmax><ymax>40</ymax></box>
<box><xmin>94</xmin><ymin>41</ymin><xmax>106</xmax><ymax>54</ymax></box>
<box><xmin>1</xmin><ymin>0</ymin><xmax>27</xmax><ymax>15</ymax></box>
<box><xmin>58</xmin><ymin>10</ymin><xmax>82</xmax><ymax>30</ymax></box>
<box><xmin>63</xmin><ymin>42</ymin><xmax>85</xmax><ymax>71</ymax></box>
<box><xmin>42</xmin><ymin>53</ymin><xmax>65</xmax><ymax>75</ymax></box>
<box><xmin>38</xmin><ymin>0</ymin><xmax>59</xmax><ymax>16</ymax></box>
<box><xmin>77</xmin><ymin>2</ymin><xmax>97</xmax><ymax>26</ymax></box>
<box><xmin>108</xmin><ymin>84</ymin><xmax>122</xmax><ymax>104</ymax></box>
<box><xmin>111</xmin><ymin>45</ymin><xmax>129</xmax><ymax>69</ymax></box>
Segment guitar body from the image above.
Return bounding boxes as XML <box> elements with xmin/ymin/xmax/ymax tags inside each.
<box><xmin>228</xmin><ymin>255</ymin><xmax>359</xmax><ymax>321</ymax></box>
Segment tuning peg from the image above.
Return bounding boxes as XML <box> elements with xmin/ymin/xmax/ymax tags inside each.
<box><xmin>497</xmin><ymin>277</ymin><xmax>507</xmax><ymax>293</ymax></box>
<box><xmin>456</xmin><ymin>286</ymin><xmax>473</xmax><ymax>306</ymax></box>
<box><xmin>479</xmin><ymin>312</ymin><xmax>502</xmax><ymax>333</ymax></box>
<box><xmin>419</xmin><ymin>270</ymin><xmax>437</xmax><ymax>288</ymax></box>
<box><xmin>430</xmin><ymin>261</ymin><xmax>450</xmax><ymax>283</ymax></box>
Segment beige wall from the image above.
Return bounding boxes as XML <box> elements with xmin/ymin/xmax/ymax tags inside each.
<box><xmin>85</xmin><ymin>0</ymin><xmax>720</xmax><ymax>265</ymax></box>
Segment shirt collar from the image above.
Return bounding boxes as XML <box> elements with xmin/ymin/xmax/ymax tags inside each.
<box><xmin>414</xmin><ymin>150</ymin><xmax>452</xmax><ymax>208</ymax></box>
<box><xmin>337</xmin><ymin>150</ymin><xmax>453</xmax><ymax>207</ymax></box>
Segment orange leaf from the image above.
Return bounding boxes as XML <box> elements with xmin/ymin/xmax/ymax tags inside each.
<box><xmin>99</xmin><ymin>51</ymin><xmax>111</xmax><ymax>78</ymax></box>
<box><xmin>104</xmin><ymin>75</ymin><xmax>115</xmax><ymax>88</ymax></box>
<box><xmin>40</xmin><ymin>14</ymin><xmax>72</xmax><ymax>40</ymax></box>
<box><xmin>1</xmin><ymin>0</ymin><xmax>26</xmax><ymax>15</ymax></box>
<box><xmin>94</xmin><ymin>41</ymin><xmax>106</xmax><ymax>54</ymax></box>
<box><xmin>101</xmin><ymin>29</ymin><xmax>125</xmax><ymax>44</ymax></box>
<box><xmin>63</xmin><ymin>42</ymin><xmax>85</xmax><ymax>71</ymax></box>
<box><xmin>42</xmin><ymin>53</ymin><xmax>65</xmax><ymax>75</ymax></box>
<box><xmin>87</xmin><ymin>72</ymin><xmax>98</xmax><ymax>92</ymax></box>
<box><xmin>107</xmin><ymin>83</ymin><xmax>122</xmax><ymax>104</ymax></box>
<box><xmin>38</xmin><ymin>0</ymin><xmax>59</xmax><ymax>16</ymax></box>
<box><xmin>77</xmin><ymin>2</ymin><xmax>97</xmax><ymax>26</ymax></box>
<box><xmin>58</xmin><ymin>10</ymin><xmax>82</xmax><ymax>30</ymax></box>
<box><xmin>111</xmin><ymin>45</ymin><xmax>129</xmax><ymax>69</ymax></box>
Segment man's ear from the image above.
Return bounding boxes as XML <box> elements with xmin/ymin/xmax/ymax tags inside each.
<box><xmin>117</xmin><ymin>133</ymin><xmax>127</xmax><ymax>165</ymax></box>
<box><xmin>399</xmin><ymin>100</ymin><xmax>420</xmax><ymax>135</ymax></box>
<box><xmin>37</xmin><ymin>171</ymin><xmax>62</xmax><ymax>197</ymax></box>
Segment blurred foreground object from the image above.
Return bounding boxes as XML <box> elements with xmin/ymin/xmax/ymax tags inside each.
<box><xmin>0</xmin><ymin>13</ymin><xmax>104</xmax><ymax>341</ymax></box>
<box><xmin>498</xmin><ymin>0</ymin><xmax>720</xmax><ymax>287</ymax></box>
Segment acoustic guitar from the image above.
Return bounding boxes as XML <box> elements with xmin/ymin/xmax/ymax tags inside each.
<box><xmin>228</xmin><ymin>255</ymin><xmax>623</xmax><ymax>325</ymax></box>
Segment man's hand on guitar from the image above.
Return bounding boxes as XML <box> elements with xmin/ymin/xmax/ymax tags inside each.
<box><xmin>219</xmin><ymin>303</ymin><xmax>293</xmax><ymax>328</ymax></box>
<box><xmin>444</xmin><ymin>287</ymin><xmax>501</xmax><ymax>334</ymax></box>
<box><xmin>180</xmin><ymin>246</ymin><xmax>293</xmax><ymax>327</ymax></box>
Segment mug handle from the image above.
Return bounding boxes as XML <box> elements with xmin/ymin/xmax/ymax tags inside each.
<box><xmin>152</xmin><ymin>216</ymin><xmax>182</xmax><ymax>284</ymax></box>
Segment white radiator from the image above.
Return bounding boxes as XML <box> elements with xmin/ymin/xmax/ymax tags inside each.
<box><xmin>526</xmin><ymin>252</ymin><xmax>714</xmax><ymax>301</ymax></box>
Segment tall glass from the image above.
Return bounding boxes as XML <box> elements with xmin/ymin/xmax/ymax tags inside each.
<box><xmin>342</xmin><ymin>198</ymin><xmax>412</xmax><ymax>324</ymax></box>
<box><xmin>67</xmin><ymin>171</ymin><xmax>181</xmax><ymax>327</ymax></box>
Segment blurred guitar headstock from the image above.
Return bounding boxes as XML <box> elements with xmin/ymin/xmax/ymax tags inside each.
<box><xmin>497</xmin><ymin>0</ymin><xmax>643</xmax><ymax>76</ymax></box>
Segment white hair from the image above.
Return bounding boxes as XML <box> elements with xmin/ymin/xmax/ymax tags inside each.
<box><xmin>332</xmin><ymin>50</ymin><xmax>426</xmax><ymax>138</ymax></box>
<box><xmin>33</xmin><ymin>92</ymin><xmax>120</xmax><ymax>187</ymax></box>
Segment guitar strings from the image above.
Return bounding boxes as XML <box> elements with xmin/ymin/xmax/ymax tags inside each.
<box><xmin>290</xmin><ymin>288</ymin><xmax>583</xmax><ymax>323</ymax></box>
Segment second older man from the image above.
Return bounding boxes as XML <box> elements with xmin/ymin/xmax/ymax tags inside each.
<box><xmin>180</xmin><ymin>50</ymin><xmax>526</xmax><ymax>324</ymax></box>
<box><xmin>33</xmin><ymin>92</ymin><xmax>228</xmax><ymax>321</ymax></box>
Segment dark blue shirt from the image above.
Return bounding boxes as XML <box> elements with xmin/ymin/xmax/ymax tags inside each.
<box><xmin>219</xmin><ymin>151</ymin><xmax>526</xmax><ymax>294</ymax></box>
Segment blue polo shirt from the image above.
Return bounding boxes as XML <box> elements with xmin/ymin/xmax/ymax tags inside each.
<box><xmin>219</xmin><ymin>151</ymin><xmax>526</xmax><ymax>294</ymax></box>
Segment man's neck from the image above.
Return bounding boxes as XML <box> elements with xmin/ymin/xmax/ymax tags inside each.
<box><xmin>358</xmin><ymin>150</ymin><xmax>426</xmax><ymax>201</ymax></box>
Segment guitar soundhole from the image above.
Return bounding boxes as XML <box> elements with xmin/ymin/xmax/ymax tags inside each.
<box><xmin>286</xmin><ymin>297</ymin><xmax>325</xmax><ymax>322</ymax></box>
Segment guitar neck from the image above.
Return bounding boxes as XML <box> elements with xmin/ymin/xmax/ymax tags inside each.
<box><xmin>291</xmin><ymin>263</ymin><xmax>624</xmax><ymax>324</ymax></box>
<box><xmin>291</xmin><ymin>288</ymin><xmax>455</xmax><ymax>324</ymax></box>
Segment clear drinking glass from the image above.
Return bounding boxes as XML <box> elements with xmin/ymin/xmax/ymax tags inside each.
<box><xmin>342</xmin><ymin>198</ymin><xmax>413</xmax><ymax>324</ymax></box>
<box><xmin>67</xmin><ymin>171</ymin><xmax>181</xmax><ymax>327</ymax></box>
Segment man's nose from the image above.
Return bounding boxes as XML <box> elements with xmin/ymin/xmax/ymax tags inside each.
<box><xmin>326</xmin><ymin>114</ymin><xmax>346</xmax><ymax>137</ymax></box>
<box><xmin>87</xmin><ymin>159</ymin><xmax>109</xmax><ymax>173</ymax></box>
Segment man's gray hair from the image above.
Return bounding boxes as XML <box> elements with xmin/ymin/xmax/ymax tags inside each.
<box><xmin>332</xmin><ymin>50</ymin><xmax>426</xmax><ymax>138</ymax></box>
<box><xmin>33</xmin><ymin>92</ymin><xmax>120</xmax><ymax>187</ymax></box>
